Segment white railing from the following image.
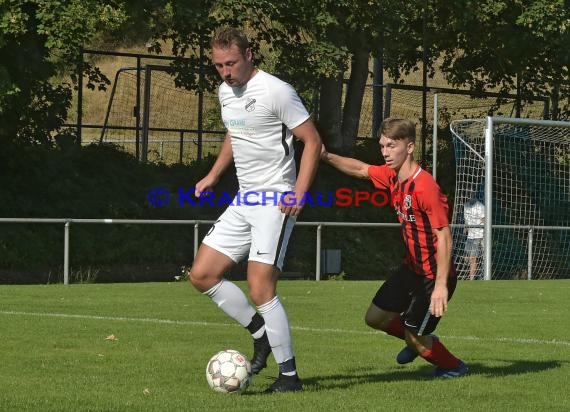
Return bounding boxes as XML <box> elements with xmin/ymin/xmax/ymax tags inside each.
<box><xmin>0</xmin><ymin>218</ymin><xmax>400</xmax><ymax>284</ymax></box>
<box><xmin>1</xmin><ymin>218</ymin><xmax>568</xmax><ymax>283</ymax></box>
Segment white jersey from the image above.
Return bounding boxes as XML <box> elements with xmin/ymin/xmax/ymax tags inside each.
<box><xmin>218</xmin><ymin>70</ymin><xmax>310</xmax><ymax>193</ymax></box>
<box><xmin>464</xmin><ymin>200</ymin><xmax>485</xmax><ymax>239</ymax></box>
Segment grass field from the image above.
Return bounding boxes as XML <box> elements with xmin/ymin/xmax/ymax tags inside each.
<box><xmin>1</xmin><ymin>280</ymin><xmax>569</xmax><ymax>411</ymax></box>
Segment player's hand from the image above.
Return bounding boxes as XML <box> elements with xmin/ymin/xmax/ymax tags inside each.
<box><xmin>195</xmin><ymin>175</ymin><xmax>217</xmax><ymax>198</ymax></box>
<box><xmin>320</xmin><ymin>145</ymin><xmax>329</xmax><ymax>161</ymax></box>
<box><xmin>279</xmin><ymin>191</ymin><xmax>304</xmax><ymax>217</ymax></box>
<box><xmin>429</xmin><ymin>283</ymin><xmax>449</xmax><ymax>317</ymax></box>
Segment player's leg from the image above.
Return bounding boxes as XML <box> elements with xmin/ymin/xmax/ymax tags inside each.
<box><xmin>247</xmin><ymin>205</ymin><xmax>301</xmax><ymax>392</ymax></box>
<box><xmin>189</xmin><ymin>245</ymin><xmax>263</xmax><ymax>335</ymax></box>
<box><xmin>465</xmin><ymin>239</ymin><xmax>477</xmax><ymax>280</ymax></box>
<box><xmin>366</xmin><ymin>265</ymin><xmax>433</xmax><ymax>364</ymax></box>
<box><xmin>364</xmin><ymin>304</ymin><xmax>405</xmax><ymax>338</ymax></box>
<box><xmin>468</xmin><ymin>255</ymin><xmax>477</xmax><ymax>280</ymax></box>
<box><xmin>188</xmin><ymin>207</ymin><xmax>266</xmax><ymax>363</ymax></box>
<box><xmin>188</xmin><ymin>244</ymin><xmax>234</xmax><ymax>292</ymax></box>
<box><xmin>366</xmin><ymin>265</ymin><xmax>414</xmax><ymax>339</ymax></box>
<box><xmin>247</xmin><ymin>262</ymin><xmax>301</xmax><ymax>392</ymax></box>
<box><xmin>476</xmin><ymin>238</ymin><xmax>484</xmax><ymax>279</ymax></box>
<box><xmin>402</xmin><ymin>275</ymin><xmax>468</xmax><ymax>377</ymax></box>
<box><xmin>244</xmin><ymin>261</ymin><xmax>276</xmax><ymax>376</ymax></box>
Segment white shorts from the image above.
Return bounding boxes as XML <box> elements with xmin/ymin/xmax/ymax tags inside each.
<box><xmin>202</xmin><ymin>202</ymin><xmax>296</xmax><ymax>270</ymax></box>
<box><xmin>464</xmin><ymin>238</ymin><xmax>483</xmax><ymax>257</ymax></box>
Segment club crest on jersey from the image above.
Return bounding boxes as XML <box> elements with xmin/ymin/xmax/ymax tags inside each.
<box><xmin>245</xmin><ymin>98</ymin><xmax>256</xmax><ymax>112</ymax></box>
<box><xmin>404</xmin><ymin>194</ymin><xmax>413</xmax><ymax>210</ymax></box>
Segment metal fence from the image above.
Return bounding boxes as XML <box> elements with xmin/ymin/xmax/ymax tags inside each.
<box><xmin>2</xmin><ymin>218</ymin><xmax>568</xmax><ymax>284</ymax></box>
<box><xmin>0</xmin><ymin>218</ymin><xmax>399</xmax><ymax>284</ymax></box>
<box><xmin>71</xmin><ymin>49</ymin><xmax>553</xmax><ymax>166</ymax></box>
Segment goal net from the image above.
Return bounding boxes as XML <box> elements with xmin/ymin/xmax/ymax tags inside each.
<box><xmin>451</xmin><ymin>118</ymin><xmax>570</xmax><ymax>280</ymax></box>
<box><xmin>99</xmin><ymin>66</ymin><xmax>223</xmax><ymax>163</ymax></box>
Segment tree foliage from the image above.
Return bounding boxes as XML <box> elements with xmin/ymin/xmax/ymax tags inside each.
<box><xmin>2</xmin><ymin>0</ymin><xmax>569</xmax><ymax>147</ymax></box>
<box><xmin>144</xmin><ymin>0</ymin><xmax>427</xmax><ymax>152</ymax></box>
<box><xmin>0</xmin><ymin>0</ymin><xmax>127</xmax><ymax>145</ymax></box>
<box><xmin>431</xmin><ymin>0</ymin><xmax>570</xmax><ymax>119</ymax></box>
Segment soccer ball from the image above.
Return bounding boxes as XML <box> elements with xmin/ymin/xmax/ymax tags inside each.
<box><xmin>206</xmin><ymin>349</ymin><xmax>252</xmax><ymax>394</ymax></box>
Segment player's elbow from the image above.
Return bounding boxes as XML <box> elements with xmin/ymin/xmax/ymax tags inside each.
<box><xmin>356</xmin><ymin>166</ymin><xmax>370</xmax><ymax>179</ymax></box>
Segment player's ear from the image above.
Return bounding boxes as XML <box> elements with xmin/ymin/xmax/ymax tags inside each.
<box><xmin>245</xmin><ymin>47</ymin><xmax>253</xmax><ymax>62</ymax></box>
<box><xmin>407</xmin><ymin>140</ymin><xmax>415</xmax><ymax>154</ymax></box>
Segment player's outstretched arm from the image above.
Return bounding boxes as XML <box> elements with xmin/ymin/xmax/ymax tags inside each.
<box><xmin>320</xmin><ymin>146</ymin><xmax>371</xmax><ymax>179</ymax></box>
<box><xmin>430</xmin><ymin>226</ymin><xmax>453</xmax><ymax>317</ymax></box>
<box><xmin>195</xmin><ymin>133</ymin><xmax>233</xmax><ymax>196</ymax></box>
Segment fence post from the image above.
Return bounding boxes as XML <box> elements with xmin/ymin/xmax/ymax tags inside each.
<box><xmin>194</xmin><ymin>223</ymin><xmax>200</xmax><ymax>258</ymax></box>
<box><xmin>372</xmin><ymin>54</ymin><xmax>383</xmax><ymax>138</ymax></box>
<box><xmin>64</xmin><ymin>221</ymin><xmax>70</xmax><ymax>285</ymax></box>
<box><xmin>315</xmin><ymin>225</ymin><xmax>322</xmax><ymax>281</ymax></box>
<box><xmin>383</xmin><ymin>84</ymin><xmax>392</xmax><ymax>119</ymax></box>
<box><xmin>432</xmin><ymin>92</ymin><xmax>438</xmax><ymax>181</ymax></box>
<box><xmin>141</xmin><ymin>65</ymin><xmax>152</xmax><ymax>162</ymax></box>
<box><xmin>197</xmin><ymin>44</ymin><xmax>205</xmax><ymax>161</ymax></box>
<box><xmin>77</xmin><ymin>47</ymin><xmax>83</xmax><ymax>145</ymax></box>
<box><xmin>135</xmin><ymin>56</ymin><xmax>142</xmax><ymax>160</ymax></box>
<box><xmin>179</xmin><ymin>131</ymin><xmax>184</xmax><ymax>164</ymax></box>
<box><xmin>527</xmin><ymin>227</ymin><xmax>533</xmax><ymax>280</ymax></box>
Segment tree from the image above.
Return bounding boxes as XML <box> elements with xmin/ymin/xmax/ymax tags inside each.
<box><xmin>0</xmin><ymin>0</ymin><xmax>127</xmax><ymax>145</ymax></box>
<box><xmin>146</xmin><ymin>0</ymin><xmax>427</xmax><ymax>153</ymax></box>
<box><xmin>431</xmin><ymin>0</ymin><xmax>570</xmax><ymax>119</ymax></box>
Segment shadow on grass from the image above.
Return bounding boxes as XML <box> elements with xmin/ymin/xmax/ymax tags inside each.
<box><xmin>466</xmin><ymin>359</ymin><xmax>563</xmax><ymax>378</ymax></box>
<box><xmin>247</xmin><ymin>367</ymin><xmax>428</xmax><ymax>393</ymax></box>
<box><xmin>248</xmin><ymin>359</ymin><xmax>563</xmax><ymax>392</ymax></box>
<box><xmin>245</xmin><ymin>359</ymin><xmax>563</xmax><ymax>393</ymax></box>
<box><xmin>299</xmin><ymin>367</ymin><xmax>436</xmax><ymax>391</ymax></box>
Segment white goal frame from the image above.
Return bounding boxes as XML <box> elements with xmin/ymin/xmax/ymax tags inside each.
<box><xmin>452</xmin><ymin>116</ymin><xmax>570</xmax><ymax>280</ymax></box>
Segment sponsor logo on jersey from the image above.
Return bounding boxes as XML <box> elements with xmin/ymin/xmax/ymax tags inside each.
<box><xmin>245</xmin><ymin>98</ymin><xmax>256</xmax><ymax>112</ymax></box>
<box><xmin>404</xmin><ymin>194</ymin><xmax>413</xmax><ymax>210</ymax></box>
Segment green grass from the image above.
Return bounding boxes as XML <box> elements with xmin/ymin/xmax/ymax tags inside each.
<box><xmin>1</xmin><ymin>280</ymin><xmax>569</xmax><ymax>411</ymax></box>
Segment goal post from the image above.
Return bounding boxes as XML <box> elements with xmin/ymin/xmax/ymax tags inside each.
<box><xmin>451</xmin><ymin>117</ymin><xmax>570</xmax><ymax>280</ymax></box>
<box><xmin>98</xmin><ymin>64</ymin><xmax>224</xmax><ymax>164</ymax></box>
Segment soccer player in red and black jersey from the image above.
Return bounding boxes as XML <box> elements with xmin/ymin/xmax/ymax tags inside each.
<box><xmin>321</xmin><ymin>117</ymin><xmax>468</xmax><ymax>378</ymax></box>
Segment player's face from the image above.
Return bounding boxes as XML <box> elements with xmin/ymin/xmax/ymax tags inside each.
<box><xmin>212</xmin><ymin>44</ymin><xmax>254</xmax><ymax>88</ymax></box>
<box><xmin>379</xmin><ymin>134</ymin><xmax>414</xmax><ymax>170</ymax></box>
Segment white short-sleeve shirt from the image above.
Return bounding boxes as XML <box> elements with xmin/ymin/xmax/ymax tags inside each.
<box><xmin>218</xmin><ymin>70</ymin><xmax>310</xmax><ymax>193</ymax></box>
<box><xmin>464</xmin><ymin>200</ymin><xmax>485</xmax><ymax>239</ymax></box>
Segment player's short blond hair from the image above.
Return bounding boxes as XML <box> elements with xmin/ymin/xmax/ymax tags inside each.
<box><xmin>379</xmin><ymin>118</ymin><xmax>416</xmax><ymax>143</ymax></box>
<box><xmin>210</xmin><ymin>27</ymin><xmax>250</xmax><ymax>55</ymax></box>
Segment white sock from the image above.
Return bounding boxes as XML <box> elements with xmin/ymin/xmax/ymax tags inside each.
<box><xmin>204</xmin><ymin>279</ymin><xmax>256</xmax><ymax>327</ymax></box>
<box><xmin>257</xmin><ymin>296</ymin><xmax>294</xmax><ymax>364</ymax></box>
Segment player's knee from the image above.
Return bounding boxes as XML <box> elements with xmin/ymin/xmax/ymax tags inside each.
<box><xmin>364</xmin><ymin>319</ymin><xmax>377</xmax><ymax>330</ymax></box>
<box><xmin>187</xmin><ymin>268</ymin><xmax>200</xmax><ymax>286</ymax></box>
<box><xmin>364</xmin><ymin>306</ymin><xmax>393</xmax><ymax>331</ymax></box>
<box><xmin>188</xmin><ymin>266</ymin><xmax>209</xmax><ymax>290</ymax></box>
<box><xmin>248</xmin><ymin>287</ymin><xmax>275</xmax><ymax>307</ymax></box>
<box><xmin>364</xmin><ymin>311</ymin><xmax>383</xmax><ymax>330</ymax></box>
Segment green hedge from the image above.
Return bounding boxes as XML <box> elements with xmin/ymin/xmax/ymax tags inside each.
<box><xmin>0</xmin><ymin>137</ymin><xmax>455</xmax><ymax>283</ymax></box>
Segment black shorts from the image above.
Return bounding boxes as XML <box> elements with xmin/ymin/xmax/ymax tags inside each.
<box><xmin>371</xmin><ymin>264</ymin><xmax>457</xmax><ymax>336</ymax></box>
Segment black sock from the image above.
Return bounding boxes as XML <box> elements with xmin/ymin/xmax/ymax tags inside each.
<box><xmin>279</xmin><ymin>357</ymin><xmax>297</xmax><ymax>376</ymax></box>
<box><xmin>245</xmin><ymin>312</ymin><xmax>265</xmax><ymax>338</ymax></box>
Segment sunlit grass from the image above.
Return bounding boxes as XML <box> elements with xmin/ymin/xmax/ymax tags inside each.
<box><xmin>1</xmin><ymin>280</ymin><xmax>569</xmax><ymax>411</ymax></box>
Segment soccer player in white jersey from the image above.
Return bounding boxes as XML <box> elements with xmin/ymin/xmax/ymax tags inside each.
<box><xmin>188</xmin><ymin>27</ymin><xmax>322</xmax><ymax>393</ymax></box>
<box><xmin>463</xmin><ymin>194</ymin><xmax>485</xmax><ymax>280</ymax></box>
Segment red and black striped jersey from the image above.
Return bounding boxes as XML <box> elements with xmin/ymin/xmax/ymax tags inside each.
<box><xmin>368</xmin><ymin>164</ymin><xmax>454</xmax><ymax>279</ymax></box>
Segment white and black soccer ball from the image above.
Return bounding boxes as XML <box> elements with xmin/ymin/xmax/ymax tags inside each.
<box><xmin>206</xmin><ymin>349</ymin><xmax>252</xmax><ymax>394</ymax></box>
